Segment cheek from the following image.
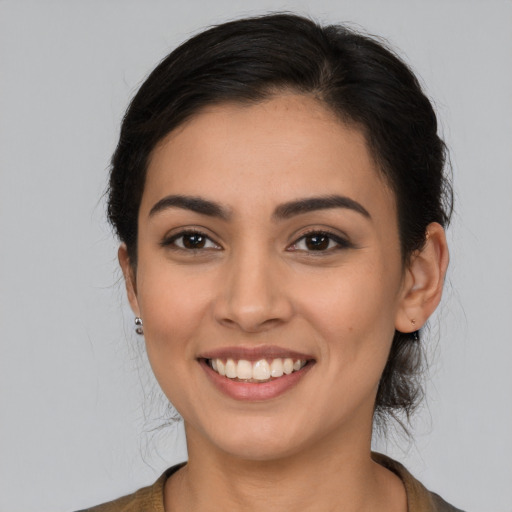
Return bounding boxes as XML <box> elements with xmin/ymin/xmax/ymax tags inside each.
<box><xmin>295</xmin><ymin>264</ymin><xmax>400</xmax><ymax>336</ymax></box>
<box><xmin>135</xmin><ymin>264</ymin><xmax>212</xmax><ymax>379</ymax></box>
<box><xmin>292</xmin><ymin>262</ymin><xmax>401</xmax><ymax>385</ymax></box>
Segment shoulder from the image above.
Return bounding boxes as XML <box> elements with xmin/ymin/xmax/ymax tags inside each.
<box><xmin>76</xmin><ymin>464</ymin><xmax>184</xmax><ymax>512</ymax></box>
<box><xmin>372</xmin><ymin>452</ymin><xmax>465</xmax><ymax>512</ymax></box>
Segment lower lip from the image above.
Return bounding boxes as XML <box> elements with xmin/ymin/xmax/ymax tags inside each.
<box><xmin>199</xmin><ymin>359</ymin><xmax>314</xmax><ymax>401</ymax></box>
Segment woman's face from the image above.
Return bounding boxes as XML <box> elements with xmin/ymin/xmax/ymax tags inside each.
<box><xmin>126</xmin><ymin>94</ymin><xmax>411</xmax><ymax>461</ymax></box>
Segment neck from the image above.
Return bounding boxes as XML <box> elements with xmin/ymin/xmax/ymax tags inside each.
<box><xmin>164</xmin><ymin>422</ymin><xmax>406</xmax><ymax>512</ymax></box>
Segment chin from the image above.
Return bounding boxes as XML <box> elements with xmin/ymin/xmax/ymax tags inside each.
<box><xmin>217</xmin><ymin>437</ymin><xmax>299</xmax><ymax>462</ymax></box>
<box><xmin>203</xmin><ymin>417</ymin><xmax>314</xmax><ymax>462</ymax></box>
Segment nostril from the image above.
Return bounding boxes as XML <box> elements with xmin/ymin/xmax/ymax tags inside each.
<box><xmin>218</xmin><ymin>316</ymin><xmax>285</xmax><ymax>333</ymax></box>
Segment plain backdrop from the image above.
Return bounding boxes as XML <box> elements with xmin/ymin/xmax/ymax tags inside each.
<box><xmin>1</xmin><ymin>1</ymin><xmax>511</xmax><ymax>511</ymax></box>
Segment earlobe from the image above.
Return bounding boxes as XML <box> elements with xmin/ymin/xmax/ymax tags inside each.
<box><xmin>395</xmin><ymin>222</ymin><xmax>449</xmax><ymax>333</ymax></box>
<box><xmin>118</xmin><ymin>244</ymin><xmax>140</xmax><ymax>316</ymax></box>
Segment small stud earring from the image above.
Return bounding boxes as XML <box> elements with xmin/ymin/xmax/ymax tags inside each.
<box><xmin>134</xmin><ymin>317</ymin><xmax>144</xmax><ymax>335</ymax></box>
<box><xmin>409</xmin><ymin>319</ymin><xmax>419</xmax><ymax>341</ymax></box>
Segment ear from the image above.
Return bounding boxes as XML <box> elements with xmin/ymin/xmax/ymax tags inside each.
<box><xmin>395</xmin><ymin>222</ymin><xmax>449</xmax><ymax>333</ymax></box>
<box><xmin>118</xmin><ymin>243</ymin><xmax>140</xmax><ymax>316</ymax></box>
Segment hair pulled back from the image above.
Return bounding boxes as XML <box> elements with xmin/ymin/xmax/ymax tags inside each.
<box><xmin>108</xmin><ymin>13</ymin><xmax>452</xmax><ymax>427</ymax></box>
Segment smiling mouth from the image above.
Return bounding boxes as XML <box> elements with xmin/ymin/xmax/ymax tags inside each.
<box><xmin>204</xmin><ymin>357</ymin><xmax>310</xmax><ymax>383</ymax></box>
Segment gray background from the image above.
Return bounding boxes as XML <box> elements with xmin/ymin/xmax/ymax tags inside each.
<box><xmin>1</xmin><ymin>1</ymin><xmax>511</xmax><ymax>511</ymax></box>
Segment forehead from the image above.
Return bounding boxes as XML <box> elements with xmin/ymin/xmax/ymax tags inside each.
<box><xmin>142</xmin><ymin>94</ymin><xmax>395</xmax><ymax>218</ymax></box>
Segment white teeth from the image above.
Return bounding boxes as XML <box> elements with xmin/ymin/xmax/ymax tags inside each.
<box><xmin>209</xmin><ymin>357</ymin><xmax>307</xmax><ymax>380</ymax></box>
<box><xmin>270</xmin><ymin>358</ymin><xmax>284</xmax><ymax>378</ymax></box>
<box><xmin>225</xmin><ymin>359</ymin><xmax>237</xmax><ymax>378</ymax></box>
<box><xmin>253</xmin><ymin>359</ymin><xmax>271</xmax><ymax>380</ymax></box>
<box><xmin>236</xmin><ymin>359</ymin><xmax>253</xmax><ymax>380</ymax></box>
<box><xmin>283</xmin><ymin>358</ymin><xmax>294</xmax><ymax>375</ymax></box>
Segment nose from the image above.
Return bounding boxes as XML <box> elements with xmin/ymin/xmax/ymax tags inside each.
<box><xmin>213</xmin><ymin>247</ymin><xmax>294</xmax><ymax>333</ymax></box>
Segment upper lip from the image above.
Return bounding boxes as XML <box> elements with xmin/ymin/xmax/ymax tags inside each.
<box><xmin>199</xmin><ymin>345</ymin><xmax>315</xmax><ymax>362</ymax></box>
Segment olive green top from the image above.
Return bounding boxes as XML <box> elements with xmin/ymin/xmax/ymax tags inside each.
<box><xmin>78</xmin><ymin>453</ymin><xmax>463</xmax><ymax>512</ymax></box>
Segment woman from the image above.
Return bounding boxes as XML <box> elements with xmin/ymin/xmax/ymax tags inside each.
<box><xmin>81</xmin><ymin>13</ymin><xmax>462</xmax><ymax>512</ymax></box>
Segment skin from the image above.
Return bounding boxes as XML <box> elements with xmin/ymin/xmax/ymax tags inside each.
<box><xmin>119</xmin><ymin>94</ymin><xmax>449</xmax><ymax>511</ymax></box>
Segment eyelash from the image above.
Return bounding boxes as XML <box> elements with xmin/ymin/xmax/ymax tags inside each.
<box><xmin>161</xmin><ymin>229</ymin><xmax>220</xmax><ymax>251</ymax></box>
<box><xmin>287</xmin><ymin>229</ymin><xmax>353</xmax><ymax>254</ymax></box>
<box><xmin>161</xmin><ymin>228</ymin><xmax>353</xmax><ymax>255</ymax></box>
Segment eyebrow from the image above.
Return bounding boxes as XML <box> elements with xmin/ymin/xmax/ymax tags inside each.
<box><xmin>272</xmin><ymin>195</ymin><xmax>371</xmax><ymax>220</ymax></box>
<box><xmin>148</xmin><ymin>194</ymin><xmax>370</xmax><ymax>221</ymax></box>
<box><xmin>149</xmin><ymin>195</ymin><xmax>231</xmax><ymax>220</ymax></box>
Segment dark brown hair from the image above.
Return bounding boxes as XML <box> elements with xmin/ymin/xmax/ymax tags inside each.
<box><xmin>107</xmin><ymin>13</ymin><xmax>452</xmax><ymax>428</ymax></box>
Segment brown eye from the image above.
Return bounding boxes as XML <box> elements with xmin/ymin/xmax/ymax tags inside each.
<box><xmin>182</xmin><ymin>233</ymin><xmax>206</xmax><ymax>249</ymax></box>
<box><xmin>288</xmin><ymin>230</ymin><xmax>351</xmax><ymax>253</ymax></box>
<box><xmin>304</xmin><ymin>234</ymin><xmax>330</xmax><ymax>250</ymax></box>
<box><xmin>163</xmin><ymin>230</ymin><xmax>220</xmax><ymax>251</ymax></box>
